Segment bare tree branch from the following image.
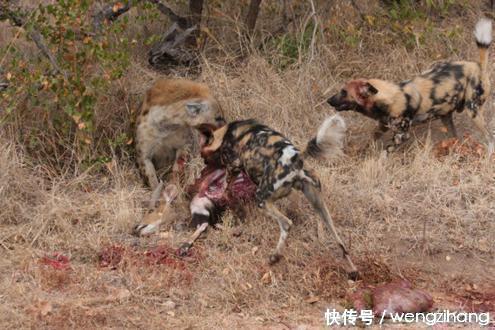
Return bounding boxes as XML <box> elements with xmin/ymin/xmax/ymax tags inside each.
<box><xmin>186</xmin><ymin>0</ymin><xmax>204</xmax><ymax>45</ymax></box>
<box><xmin>91</xmin><ymin>1</ymin><xmax>190</xmax><ymax>30</ymax></box>
<box><xmin>147</xmin><ymin>0</ymin><xmax>189</xmax><ymax>29</ymax></box>
<box><xmin>1</xmin><ymin>4</ymin><xmax>68</xmax><ymax>80</ymax></box>
<box><xmin>244</xmin><ymin>0</ymin><xmax>262</xmax><ymax>36</ymax></box>
<box><xmin>29</xmin><ymin>31</ymin><xmax>68</xmax><ymax>80</ymax></box>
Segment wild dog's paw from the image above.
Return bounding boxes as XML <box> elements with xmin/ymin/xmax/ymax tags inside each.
<box><xmin>268</xmin><ymin>253</ymin><xmax>282</xmax><ymax>265</ymax></box>
<box><xmin>177</xmin><ymin>242</ymin><xmax>192</xmax><ymax>257</ymax></box>
<box><xmin>133</xmin><ymin>223</ymin><xmax>158</xmax><ymax>236</ymax></box>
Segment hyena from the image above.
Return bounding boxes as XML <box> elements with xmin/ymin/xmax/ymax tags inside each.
<box><xmin>190</xmin><ymin>115</ymin><xmax>358</xmax><ymax>279</ymax></box>
<box><xmin>135</xmin><ymin>79</ymin><xmax>225</xmax><ymax>193</ymax></box>
<box><xmin>328</xmin><ymin>19</ymin><xmax>494</xmax><ymax>154</ymax></box>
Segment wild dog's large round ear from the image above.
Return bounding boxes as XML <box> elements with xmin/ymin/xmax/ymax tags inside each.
<box><xmin>201</xmin><ymin>124</ymin><xmax>228</xmax><ymax>156</ymax></box>
<box><xmin>365</xmin><ymin>82</ymin><xmax>378</xmax><ymax>95</ymax></box>
<box><xmin>358</xmin><ymin>82</ymin><xmax>378</xmax><ymax>98</ymax></box>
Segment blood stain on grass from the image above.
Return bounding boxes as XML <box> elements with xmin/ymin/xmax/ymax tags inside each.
<box><xmin>98</xmin><ymin>245</ymin><xmax>126</xmax><ymax>269</ymax></box>
<box><xmin>38</xmin><ymin>253</ymin><xmax>73</xmax><ymax>290</ymax></box>
<box><xmin>39</xmin><ymin>253</ymin><xmax>71</xmax><ymax>270</ymax></box>
<box><xmin>97</xmin><ymin>243</ymin><xmax>202</xmax><ymax>286</ymax></box>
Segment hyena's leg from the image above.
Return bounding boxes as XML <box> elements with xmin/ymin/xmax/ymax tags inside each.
<box><xmin>172</xmin><ymin>148</ymin><xmax>188</xmax><ymax>174</ymax></box>
<box><xmin>440</xmin><ymin>112</ymin><xmax>458</xmax><ymax>138</ymax></box>
<box><xmin>468</xmin><ymin>107</ymin><xmax>494</xmax><ymax>155</ymax></box>
<box><xmin>301</xmin><ymin>181</ymin><xmax>359</xmax><ymax>279</ymax></box>
<box><xmin>148</xmin><ymin>180</ymin><xmax>165</xmax><ymax>210</ymax></box>
<box><xmin>263</xmin><ymin>201</ymin><xmax>293</xmax><ymax>265</ymax></box>
<box><xmin>143</xmin><ymin>158</ymin><xmax>159</xmax><ymax>190</ymax></box>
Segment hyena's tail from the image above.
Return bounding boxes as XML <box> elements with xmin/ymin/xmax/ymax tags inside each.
<box><xmin>304</xmin><ymin>114</ymin><xmax>347</xmax><ymax>159</ymax></box>
<box><xmin>474</xmin><ymin>18</ymin><xmax>492</xmax><ymax>74</ymax></box>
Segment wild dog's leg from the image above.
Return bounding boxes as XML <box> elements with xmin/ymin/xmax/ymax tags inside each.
<box><xmin>374</xmin><ymin>122</ymin><xmax>389</xmax><ymax>141</ymax></box>
<box><xmin>143</xmin><ymin>158</ymin><xmax>159</xmax><ymax>190</ymax></box>
<box><xmin>386</xmin><ymin>118</ymin><xmax>411</xmax><ymax>153</ymax></box>
<box><xmin>178</xmin><ymin>222</ymin><xmax>209</xmax><ymax>256</ymax></box>
<box><xmin>468</xmin><ymin>107</ymin><xmax>494</xmax><ymax>155</ymax></box>
<box><xmin>440</xmin><ymin>112</ymin><xmax>458</xmax><ymax>138</ymax></box>
<box><xmin>263</xmin><ymin>201</ymin><xmax>293</xmax><ymax>265</ymax></box>
<box><xmin>178</xmin><ymin>195</ymin><xmax>214</xmax><ymax>256</ymax></box>
<box><xmin>301</xmin><ymin>181</ymin><xmax>359</xmax><ymax>279</ymax></box>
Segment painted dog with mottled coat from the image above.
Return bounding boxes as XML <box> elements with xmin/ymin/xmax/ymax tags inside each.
<box><xmin>187</xmin><ymin>115</ymin><xmax>358</xmax><ymax>279</ymax></box>
<box><xmin>328</xmin><ymin>19</ymin><xmax>494</xmax><ymax>154</ymax></box>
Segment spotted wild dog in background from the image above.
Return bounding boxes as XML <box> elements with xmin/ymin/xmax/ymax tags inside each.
<box><xmin>186</xmin><ymin>115</ymin><xmax>358</xmax><ymax>279</ymax></box>
<box><xmin>135</xmin><ymin>79</ymin><xmax>225</xmax><ymax>205</ymax></box>
<box><xmin>328</xmin><ymin>18</ymin><xmax>494</xmax><ymax>154</ymax></box>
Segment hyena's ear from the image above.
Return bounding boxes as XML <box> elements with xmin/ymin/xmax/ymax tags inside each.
<box><xmin>186</xmin><ymin>102</ymin><xmax>208</xmax><ymax>116</ymax></box>
<box><xmin>163</xmin><ymin>184</ymin><xmax>179</xmax><ymax>203</ymax></box>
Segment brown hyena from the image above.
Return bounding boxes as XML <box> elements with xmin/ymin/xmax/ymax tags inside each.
<box><xmin>135</xmin><ymin>78</ymin><xmax>225</xmax><ymax>193</ymax></box>
<box><xmin>328</xmin><ymin>19</ymin><xmax>494</xmax><ymax>154</ymax></box>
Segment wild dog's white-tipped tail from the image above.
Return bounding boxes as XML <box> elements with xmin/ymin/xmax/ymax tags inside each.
<box><xmin>305</xmin><ymin>114</ymin><xmax>347</xmax><ymax>159</ymax></box>
<box><xmin>474</xmin><ymin>18</ymin><xmax>492</xmax><ymax>73</ymax></box>
<box><xmin>475</xmin><ymin>18</ymin><xmax>492</xmax><ymax>48</ymax></box>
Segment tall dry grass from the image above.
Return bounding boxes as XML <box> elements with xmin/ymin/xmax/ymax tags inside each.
<box><xmin>1</xmin><ymin>0</ymin><xmax>494</xmax><ymax>328</ymax></box>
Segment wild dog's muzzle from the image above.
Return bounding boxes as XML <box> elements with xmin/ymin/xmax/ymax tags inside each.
<box><xmin>327</xmin><ymin>95</ymin><xmax>355</xmax><ymax>111</ymax></box>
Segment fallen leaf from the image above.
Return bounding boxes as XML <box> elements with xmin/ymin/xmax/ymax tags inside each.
<box><xmin>305</xmin><ymin>296</ymin><xmax>320</xmax><ymax>304</ymax></box>
<box><xmin>39</xmin><ymin>301</ymin><xmax>53</xmax><ymax>316</ymax></box>
<box><xmin>261</xmin><ymin>271</ymin><xmax>272</xmax><ymax>285</ymax></box>
<box><xmin>112</xmin><ymin>2</ymin><xmax>124</xmax><ymax>12</ymax></box>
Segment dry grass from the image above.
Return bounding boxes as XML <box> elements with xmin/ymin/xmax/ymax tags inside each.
<box><xmin>1</xmin><ymin>0</ymin><xmax>495</xmax><ymax>328</ymax></box>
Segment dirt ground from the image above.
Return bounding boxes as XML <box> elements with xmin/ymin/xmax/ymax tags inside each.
<box><xmin>1</xmin><ymin>0</ymin><xmax>495</xmax><ymax>329</ymax></box>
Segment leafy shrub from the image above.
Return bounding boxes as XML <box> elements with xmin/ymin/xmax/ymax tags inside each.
<box><xmin>1</xmin><ymin>0</ymin><xmax>132</xmax><ymax>171</ymax></box>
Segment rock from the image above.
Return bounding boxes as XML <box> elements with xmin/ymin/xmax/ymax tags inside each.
<box><xmin>163</xmin><ymin>300</ymin><xmax>176</xmax><ymax>310</ymax></box>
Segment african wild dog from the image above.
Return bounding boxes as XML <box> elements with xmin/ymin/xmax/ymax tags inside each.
<box><xmin>328</xmin><ymin>19</ymin><xmax>494</xmax><ymax>154</ymax></box>
<box><xmin>182</xmin><ymin>115</ymin><xmax>358</xmax><ymax>279</ymax></box>
<box><xmin>135</xmin><ymin>79</ymin><xmax>225</xmax><ymax>196</ymax></box>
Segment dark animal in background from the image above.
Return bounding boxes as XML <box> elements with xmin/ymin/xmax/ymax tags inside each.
<box><xmin>328</xmin><ymin>18</ymin><xmax>494</xmax><ymax>154</ymax></box>
<box><xmin>195</xmin><ymin>115</ymin><xmax>358</xmax><ymax>279</ymax></box>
